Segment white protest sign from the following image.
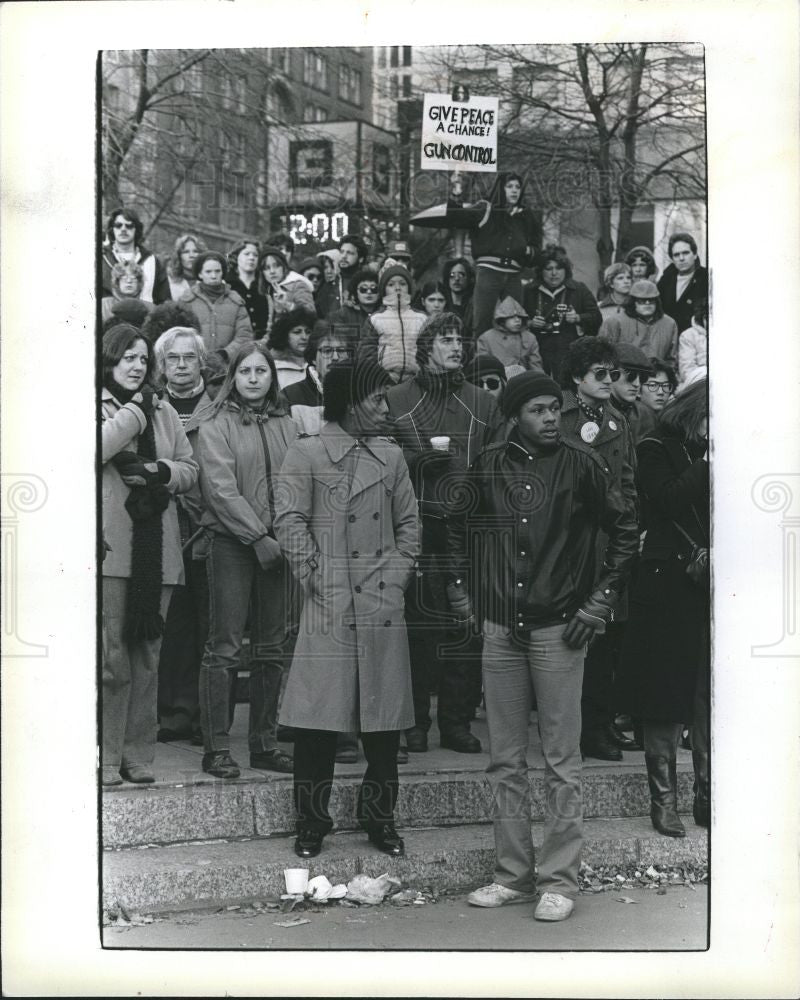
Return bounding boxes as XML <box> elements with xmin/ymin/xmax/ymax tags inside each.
<box><xmin>420</xmin><ymin>92</ymin><xmax>499</xmax><ymax>172</ymax></box>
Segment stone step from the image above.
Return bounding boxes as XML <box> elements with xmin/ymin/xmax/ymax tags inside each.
<box><xmin>103</xmin><ymin>816</ymin><xmax>708</xmax><ymax>915</ymax></box>
<box><xmin>102</xmin><ymin>756</ymin><xmax>696</xmax><ymax>849</ymax></box>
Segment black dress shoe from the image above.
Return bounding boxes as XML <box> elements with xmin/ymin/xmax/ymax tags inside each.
<box><xmin>405</xmin><ymin>727</ymin><xmax>428</xmax><ymax>752</ymax></box>
<box><xmin>294</xmin><ymin>827</ymin><xmax>324</xmax><ymax>859</ymax></box>
<box><xmin>580</xmin><ymin>729</ymin><xmax>623</xmax><ymax>762</ymax></box>
<box><xmin>440</xmin><ymin>730</ymin><xmax>482</xmax><ymax>754</ymax></box>
<box><xmin>367</xmin><ymin>823</ymin><xmax>405</xmax><ymax>857</ymax></box>
<box><xmin>607</xmin><ymin>723</ymin><xmax>642</xmax><ymax>751</ymax></box>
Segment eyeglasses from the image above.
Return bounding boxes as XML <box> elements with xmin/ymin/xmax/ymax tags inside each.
<box><xmin>479</xmin><ymin>376</ymin><xmax>502</xmax><ymax>391</ymax></box>
<box><xmin>634</xmin><ymin>298</ymin><xmax>658</xmax><ymax>305</ymax></box>
<box><xmin>113</xmin><ymin>221</ymin><xmax>134</xmax><ymax>229</ymax></box>
<box><xmin>357</xmin><ymin>285</ymin><xmax>378</xmax><ymax>294</ymax></box>
<box><xmin>643</xmin><ymin>381</ymin><xmax>673</xmax><ymax>394</ymax></box>
<box><xmin>318</xmin><ymin>346</ymin><xmax>352</xmax><ymax>358</ymax></box>
<box><xmin>588</xmin><ymin>367</ymin><xmax>620</xmax><ymax>382</ymax></box>
<box><xmin>305</xmin><ymin>272</ymin><xmax>322</xmax><ymax>282</ymax></box>
<box><xmin>165</xmin><ymin>353</ymin><xmax>199</xmax><ymax>365</ymax></box>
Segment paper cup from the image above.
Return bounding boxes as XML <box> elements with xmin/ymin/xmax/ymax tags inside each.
<box><xmin>284</xmin><ymin>868</ymin><xmax>309</xmax><ymax>895</ymax></box>
<box><xmin>430</xmin><ymin>436</ymin><xmax>450</xmax><ymax>452</ymax></box>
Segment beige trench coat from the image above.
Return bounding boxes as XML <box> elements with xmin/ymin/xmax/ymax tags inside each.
<box><xmin>274</xmin><ymin>423</ymin><xmax>420</xmax><ymax>732</ymax></box>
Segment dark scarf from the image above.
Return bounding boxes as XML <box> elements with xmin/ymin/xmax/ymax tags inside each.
<box><xmin>576</xmin><ymin>393</ymin><xmax>604</xmax><ymax>424</ymax></box>
<box><xmin>106</xmin><ymin>377</ymin><xmax>169</xmax><ymax>640</ymax></box>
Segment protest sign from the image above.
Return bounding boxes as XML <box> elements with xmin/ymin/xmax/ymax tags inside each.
<box><xmin>420</xmin><ymin>92</ymin><xmax>499</xmax><ymax>172</ymax></box>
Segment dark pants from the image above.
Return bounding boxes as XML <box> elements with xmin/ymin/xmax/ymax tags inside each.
<box><xmin>405</xmin><ymin>517</ymin><xmax>478</xmax><ymax>735</ymax></box>
<box><xmin>581</xmin><ymin>622</ymin><xmax>625</xmax><ymax>735</ymax></box>
<box><xmin>158</xmin><ymin>553</ymin><xmax>209</xmax><ymax>736</ymax></box>
<box><xmin>472</xmin><ymin>266</ymin><xmax>523</xmax><ymax>339</ymax></box>
<box><xmin>293</xmin><ymin>728</ymin><xmax>401</xmax><ymax>834</ymax></box>
<box><xmin>199</xmin><ymin>533</ymin><xmax>297</xmax><ymax>754</ymax></box>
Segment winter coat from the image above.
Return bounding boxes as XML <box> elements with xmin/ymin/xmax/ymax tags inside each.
<box><xmin>476</xmin><ymin>295</ymin><xmax>543</xmax><ymax>373</ymax></box>
<box><xmin>101</xmin><ymin>388</ymin><xmax>198</xmax><ymax>583</ymax></box>
<box><xmin>188</xmin><ymin>397</ymin><xmax>298</xmax><ymax>548</ymax></box>
<box><xmin>598</xmin><ymin>294</ymin><xmax>630</xmax><ymax>323</ymax></box>
<box><xmin>357</xmin><ymin>292</ymin><xmax>429</xmax><ymax>383</ymax></box>
<box><xmin>447</xmin><ymin>427</ymin><xmax>639</xmax><ymax>631</ymax></box>
<box><xmin>657</xmin><ymin>263</ymin><xmax>708</xmax><ymax>334</ymax></box>
<box><xmin>678</xmin><ymin>322</ymin><xmax>707</xmax><ymax>386</ymax></box>
<box><xmin>281</xmin><ymin>366</ymin><xmax>324</xmax><ymax>435</ymax></box>
<box><xmin>612</xmin><ymin>399</ymin><xmax>657</xmax><ymax>447</ymax></box>
<box><xmin>101</xmin><ymin>244</ymin><xmax>171</xmax><ymax>305</ymax></box>
<box><xmin>617</xmin><ymin>432</ymin><xmax>709</xmax><ymax>722</ymax></box>
<box><xmin>523</xmin><ymin>279</ymin><xmax>602</xmax><ymax>378</ymax></box>
<box><xmin>269</xmin><ymin>352</ymin><xmax>307</xmax><ymax>391</ymax></box>
<box><xmin>386</xmin><ymin>373</ymin><xmax>506</xmax><ymax>518</ymax></box>
<box><xmin>599</xmin><ymin>312</ymin><xmax>678</xmax><ymax>368</ymax></box>
<box><xmin>328</xmin><ymin>303</ymin><xmax>376</xmax><ymax>343</ymax></box>
<box><xmin>468</xmin><ymin>203</ymin><xmax>540</xmax><ymax>271</ymax></box>
<box><xmin>274</xmin><ymin>424</ymin><xmax>421</xmax><ymax>732</ymax></box>
<box><xmin>227</xmin><ymin>275</ymin><xmax>270</xmax><ymax>337</ymax></box>
<box><xmin>179</xmin><ymin>284</ymin><xmax>254</xmax><ymax>361</ymax></box>
<box><xmin>271</xmin><ymin>271</ymin><xmax>317</xmax><ymax>320</ymax></box>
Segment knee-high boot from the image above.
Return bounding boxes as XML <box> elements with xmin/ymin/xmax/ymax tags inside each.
<box><xmin>692</xmin><ymin>747</ymin><xmax>709</xmax><ymax>827</ymax></box>
<box><xmin>644</xmin><ymin>722</ymin><xmax>685</xmax><ymax>838</ymax></box>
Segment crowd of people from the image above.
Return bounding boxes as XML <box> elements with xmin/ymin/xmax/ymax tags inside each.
<box><xmin>100</xmin><ymin>189</ymin><xmax>709</xmax><ymax>922</ymax></box>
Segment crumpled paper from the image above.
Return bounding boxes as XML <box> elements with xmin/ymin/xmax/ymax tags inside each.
<box><xmin>345</xmin><ymin>873</ymin><xmax>402</xmax><ymax>905</ymax></box>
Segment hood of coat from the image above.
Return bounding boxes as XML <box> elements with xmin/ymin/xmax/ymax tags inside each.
<box><xmin>493</xmin><ymin>294</ymin><xmax>529</xmax><ymax>324</ymax></box>
<box><xmin>280</xmin><ymin>270</ymin><xmax>315</xmax><ymax>292</ymax></box>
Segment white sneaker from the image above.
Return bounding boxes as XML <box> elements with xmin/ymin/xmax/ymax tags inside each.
<box><xmin>467</xmin><ymin>883</ymin><xmax>537</xmax><ymax>907</ymax></box>
<box><xmin>534</xmin><ymin>891</ymin><xmax>574</xmax><ymax>922</ymax></box>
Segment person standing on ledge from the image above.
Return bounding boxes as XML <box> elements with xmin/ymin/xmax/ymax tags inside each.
<box><xmin>448</xmin><ymin>372</ymin><xmax>638</xmax><ymax>922</ymax></box>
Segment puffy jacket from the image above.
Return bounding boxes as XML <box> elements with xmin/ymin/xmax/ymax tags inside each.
<box><xmin>447</xmin><ymin>428</ymin><xmax>639</xmax><ymax>630</ymax></box>
<box><xmin>599</xmin><ymin>312</ymin><xmax>678</xmax><ymax>367</ymax></box>
<box><xmin>188</xmin><ymin>398</ymin><xmax>298</xmax><ymax>548</ymax></box>
<box><xmin>522</xmin><ymin>278</ymin><xmax>602</xmax><ymax>378</ymax></box>
<box><xmin>678</xmin><ymin>322</ymin><xmax>707</xmax><ymax>386</ymax></box>
<box><xmin>476</xmin><ymin>295</ymin><xmax>543</xmax><ymax>373</ymax></box>
<box><xmin>358</xmin><ymin>291</ymin><xmax>428</xmax><ymax>383</ymax></box>
<box><xmin>469</xmin><ymin>203</ymin><xmax>540</xmax><ymax>269</ymax></box>
<box><xmin>101</xmin><ymin>388</ymin><xmax>198</xmax><ymax>583</ymax></box>
<box><xmin>281</xmin><ymin>366</ymin><xmax>324</xmax><ymax>435</ymax></box>
<box><xmin>180</xmin><ymin>284</ymin><xmax>254</xmax><ymax>360</ymax></box>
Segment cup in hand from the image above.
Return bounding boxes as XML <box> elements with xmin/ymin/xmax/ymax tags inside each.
<box><xmin>430</xmin><ymin>436</ymin><xmax>450</xmax><ymax>452</ymax></box>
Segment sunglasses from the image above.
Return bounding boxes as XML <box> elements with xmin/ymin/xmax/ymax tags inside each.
<box><xmin>478</xmin><ymin>376</ymin><xmax>502</xmax><ymax>391</ymax></box>
<box><xmin>588</xmin><ymin>367</ymin><xmax>621</xmax><ymax>382</ymax></box>
<box><xmin>305</xmin><ymin>272</ymin><xmax>322</xmax><ymax>282</ymax></box>
<box><xmin>621</xmin><ymin>369</ymin><xmax>646</xmax><ymax>384</ymax></box>
<box><xmin>357</xmin><ymin>284</ymin><xmax>379</xmax><ymax>294</ymax></box>
<box><xmin>643</xmin><ymin>381</ymin><xmax>673</xmax><ymax>394</ymax></box>
<box><xmin>114</xmin><ymin>221</ymin><xmax>135</xmax><ymax>229</ymax></box>
<box><xmin>634</xmin><ymin>297</ymin><xmax>658</xmax><ymax>305</ymax></box>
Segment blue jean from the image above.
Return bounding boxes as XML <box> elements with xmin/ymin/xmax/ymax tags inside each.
<box><xmin>472</xmin><ymin>267</ymin><xmax>523</xmax><ymax>338</ymax></box>
<box><xmin>200</xmin><ymin>533</ymin><xmax>297</xmax><ymax>754</ymax></box>
<box><xmin>102</xmin><ymin>577</ymin><xmax>173</xmax><ymax>768</ymax></box>
<box><xmin>481</xmin><ymin>620</ymin><xmax>585</xmax><ymax>899</ymax></box>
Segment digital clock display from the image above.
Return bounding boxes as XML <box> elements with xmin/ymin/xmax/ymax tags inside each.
<box><xmin>286</xmin><ymin>212</ymin><xmax>350</xmax><ymax>246</ymax></box>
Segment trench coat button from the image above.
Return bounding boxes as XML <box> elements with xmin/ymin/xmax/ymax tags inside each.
<box><xmin>352</xmin><ymin>551</ymin><xmax>359</xmax><ymax>558</ymax></box>
<box><xmin>373</xmin><ymin>512</ymin><xmax>380</xmax><ymax>519</ymax></box>
<box><xmin>348</xmin><ymin>515</ymin><xmax>356</xmax><ymax>522</ymax></box>
<box><xmin>376</xmin><ymin>548</ymin><xmax>383</xmax><ymax>556</ymax></box>
<box><xmin>354</xmin><ymin>585</ymin><xmax>362</xmax><ymax>593</ymax></box>
<box><xmin>384</xmin><ymin>620</ymin><xmax>392</xmax><ymax>627</ymax></box>
<box><xmin>349</xmin><ymin>623</ymin><xmax>357</xmax><ymax>631</ymax></box>
<box><xmin>378</xmin><ymin>581</ymin><xmax>386</xmax><ymax>590</ymax></box>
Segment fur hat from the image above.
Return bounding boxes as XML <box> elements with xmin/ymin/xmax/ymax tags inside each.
<box><xmin>502</xmin><ymin>372</ymin><xmax>563</xmax><ymax>418</ymax></box>
<box><xmin>629</xmin><ymin>278</ymin><xmax>659</xmax><ymax>299</ymax></box>
<box><xmin>322</xmin><ymin>361</ymin><xmax>392</xmax><ymax>423</ymax></box>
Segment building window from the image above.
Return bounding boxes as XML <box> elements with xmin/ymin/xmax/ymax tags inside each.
<box><xmin>289</xmin><ymin>139</ymin><xmax>334</xmax><ymax>188</ymax></box>
<box><xmin>339</xmin><ymin>65</ymin><xmax>362</xmax><ymax>105</ymax></box>
<box><xmin>378</xmin><ymin>47</ymin><xmax>386</xmax><ymax>69</ymax></box>
<box><xmin>390</xmin><ymin>46</ymin><xmax>399</xmax><ymax>68</ymax></box>
<box><xmin>372</xmin><ymin>143</ymin><xmax>392</xmax><ymax>195</ymax></box>
<box><xmin>303</xmin><ymin>103</ymin><xmax>329</xmax><ymax>123</ymax></box>
<box><xmin>303</xmin><ymin>51</ymin><xmax>328</xmax><ymax>92</ymax></box>
<box><xmin>402</xmin><ymin>46</ymin><xmax>412</xmax><ymax>67</ymax></box>
<box><xmin>389</xmin><ymin>76</ymin><xmax>399</xmax><ymax>99</ymax></box>
<box><xmin>272</xmin><ymin>48</ymin><xmax>289</xmax><ymax>74</ymax></box>
<box><xmin>402</xmin><ymin>75</ymin><xmax>412</xmax><ymax>98</ymax></box>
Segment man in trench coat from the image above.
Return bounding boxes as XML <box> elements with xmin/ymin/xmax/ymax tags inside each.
<box><xmin>274</xmin><ymin>361</ymin><xmax>421</xmax><ymax>861</ymax></box>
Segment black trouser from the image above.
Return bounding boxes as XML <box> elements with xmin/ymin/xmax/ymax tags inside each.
<box><xmin>293</xmin><ymin>728</ymin><xmax>401</xmax><ymax>834</ymax></box>
<box><xmin>581</xmin><ymin>621</ymin><xmax>625</xmax><ymax>735</ymax></box>
<box><xmin>405</xmin><ymin>515</ymin><xmax>479</xmax><ymax>736</ymax></box>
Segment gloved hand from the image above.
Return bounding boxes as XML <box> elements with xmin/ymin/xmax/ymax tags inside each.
<box><xmin>131</xmin><ymin>385</ymin><xmax>158</xmax><ymax>417</ymax></box>
<box><xmin>253</xmin><ymin>534</ymin><xmax>282</xmax><ymax>571</ymax></box>
<box><xmin>562</xmin><ymin>588</ymin><xmax>616</xmax><ymax>649</ymax></box>
<box><xmin>112</xmin><ymin>451</ymin><xmax>169</xmax><ymax>487</ymax></box>
<box><xmin>446</xmin><ymin>580</ymin><xmax>474</xmax><ymax>624</ymax></box>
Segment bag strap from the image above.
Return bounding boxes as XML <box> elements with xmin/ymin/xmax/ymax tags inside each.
<box><xmin>671</xmin><ymin>518</ymin><xmax>703</xmax><ymax>551</ymax></box>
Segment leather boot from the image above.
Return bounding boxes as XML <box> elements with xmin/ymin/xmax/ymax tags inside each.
<box><xmin>645</xmin><ymin>754</ymin><xmax>686</xmax><ymax>838</ymax></box>
<box><xmin>692</xmin><ymin>748</ymin><xmax>709</xmax><ymax>827</ymax></box>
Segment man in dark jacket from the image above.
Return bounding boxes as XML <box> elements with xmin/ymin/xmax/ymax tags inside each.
<box><xmin>101</xmin><ymin>207</ymin><xmax>171</xmax><ymax>304</ymax></box>
<box><xmin>657</xmin><ymin>232</ymin><xmax>708</xmax><ymax>333</ymax></box>
<box><xmin>449</xmin><ymin>371</ymin><xmax>638</xmax><ymax>921</ymax></box>
<box><xmin>386</xmin><ymin>313</ymin><xmax>505</xmax><ymax>754</ymax></box>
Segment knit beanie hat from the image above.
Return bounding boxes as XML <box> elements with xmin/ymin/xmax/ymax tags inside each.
<box><xmin>629</xmin><ymin>279</ymin><xmax>659</xmax><ymax>299</ymax></box>
<box><xmin>378</xmin><ymin>264</ymin><xmax>415</xmax><ymax>299</ymax></box>
<box><xmin>463</xmin><ymin>355</ymin><xmax>507</xmax><ymax>385</ymax></box>
<box><xmin>297</xmin><ymin>257</ymin><xmax>323</xmax><ymax>276</ymax></box>
<box><xmin>323</xmin><ymin>361</ymin><xmax>392</xmax><ymax>423</ymax></box>
<box><xmin>259</xmin><ymin>245</ymin><xmax>290</xmax><ymax>273</ymax></box>
<box><xmin>614</xmin><ymin>342</ymin><xmax>654</xmax><ymax>373</ymax></box>
<box><xmin>502</xmin><ymin>372</ymin><xmax>563</xmax><ymax>417</ymax></box>
<box><xmin>603</xmin><ymin>261</ymin><xmax>632</xmax><ymax>285</ymax></box>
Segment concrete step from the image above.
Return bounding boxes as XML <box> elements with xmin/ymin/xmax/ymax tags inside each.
<box><xmin>103</xmin><ymin>816</ymin><xmax>708</xmax><ymax>915</ymax></box>
<box><xmin>102</xmin><ymin>758</ymin><xmax>696</xmax><ymax>849</ymax></box>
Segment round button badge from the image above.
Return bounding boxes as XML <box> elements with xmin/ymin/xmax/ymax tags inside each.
<box><xmin>580</xmin><ymin>421</ymin><xmax>600</xmax><ymax>443</ymax></box>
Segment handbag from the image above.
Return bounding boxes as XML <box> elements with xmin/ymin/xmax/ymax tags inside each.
<box><xmin>672</xmin><ymin>518</ymin><xmax>709</xmax><ymax>587</ymax></box>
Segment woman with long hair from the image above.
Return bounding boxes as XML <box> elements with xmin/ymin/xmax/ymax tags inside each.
<box><xmin>617</xmin><ymin>379</ymin><xmax>710</xmax><ymax>837</ymax></box>
<box><xmin>101</xmin><ymin>324</ymin><xmax>198</xmax><ymax>785</ymax></box>
<box><xmin>166</xmin><ymin>233</ymin><xmax>207</xmax><ymax>302</ymax></box>
<box><xmin>416</xmin><ymin>280</ymin><xmax>448</xmax><ymax>318</ymax></box>
<box><xmin>189</xmin><ymin>342</ymin><xmax>299</xmax><ymax>778</ymax></box>
<box><xmin>226</xmin><ymin>239</ymin><xmax>269</xmax><ymax>336</ymax></box>
<box><xmin>102</xmin><ymin>260</ymin><xmax>152</xmax><ymax>326</ymax></box>
<box><xmin>256</xmin><ymin>245</ymin><xmax>317</xmax><ymax>339</ymax></box>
